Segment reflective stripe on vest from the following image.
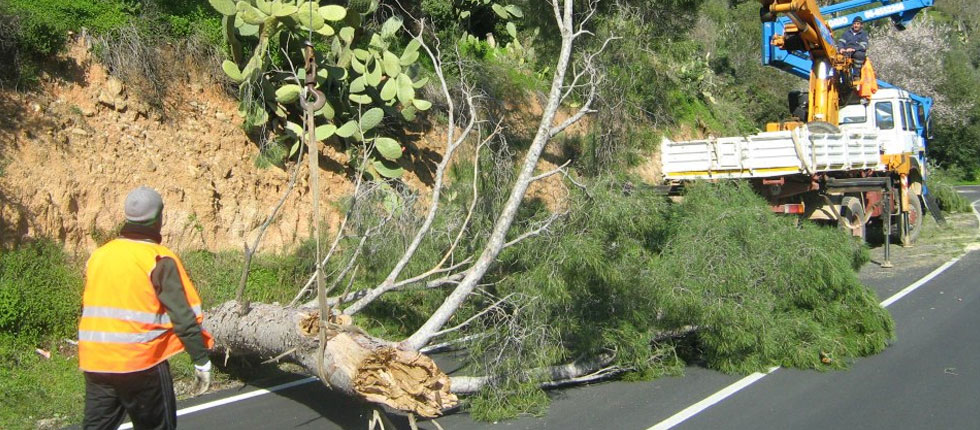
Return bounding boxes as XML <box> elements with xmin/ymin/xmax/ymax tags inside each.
<box><xmin>78</xmin><ymin>329</ymin><xmax>169</xmax><ymax>343</ymax></box>
<box><xmin>79</xmin><ymin>238</ymin><xmax>213</xmax><ymax>373</ymax></box>
<box><xmin>81</xmin><ymin>305</ymin><xmax>204</xmax><ymax>325</ymax></box>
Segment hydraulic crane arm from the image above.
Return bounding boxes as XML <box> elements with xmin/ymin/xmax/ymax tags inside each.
<box><xmin>760</xmin><ymin>0</ymin><xmax>852</xmax><ymax>125</ymax></box>
<box><xmin>762</xmin><ymin>0</ymin><xmax>839</xmax><ymax>61</ymax></box>
<box><xmin>762</xmin><ymin>0</ymin><xmax>934</xmax><ymax>126</ymax></box>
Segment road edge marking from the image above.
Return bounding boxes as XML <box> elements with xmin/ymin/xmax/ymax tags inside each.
<box><xmin>646</xmin><ymin>367</ymin><xmax>779</xmax><ymax>430</ymax></box>
<box><xmin>879</xmin><ymin>199</ymin><xmax>979</xmax><ymax>309</ymax></box>
<box><xmin>645</xmin><ymin>198</ymin><xmax>980</xmax><ymax>430</ymax></box>
<box><xmin>878</xmin><ymin>257</ymin><xmax>961</xmax><ymax>308</ymax></box>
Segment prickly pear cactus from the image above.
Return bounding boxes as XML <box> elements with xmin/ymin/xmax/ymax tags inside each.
<box><xmin>209</xmin><ymin>0</ymin><xmax>429</xmax><ymax>179</ymax></box>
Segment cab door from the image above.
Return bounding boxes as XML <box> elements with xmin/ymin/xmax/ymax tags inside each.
<box><xmin>874</xmin><ymin>100</ymin><xmax>902</xmax><ymax>155</ymax></box>
<box><xmin>898</xmin><ymin>100</ymin><xmax>920</xmax><ymax>155</ymax></box>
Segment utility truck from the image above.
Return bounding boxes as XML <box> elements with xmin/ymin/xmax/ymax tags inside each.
<box><xmin>661</xmin><ymin>0</ymin><xmax>937</xmax><ymax>265</ymax></box>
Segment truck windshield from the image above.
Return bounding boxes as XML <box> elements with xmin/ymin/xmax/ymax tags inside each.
<box><xmin>875</xmin><ymin>102</ymin><xmax>895</xmax><ymax>130</ymax></box>
<box><xmin>839</xmin><ymin>105</ymin><xmax>866</xmax><ymax>124</ymax></box>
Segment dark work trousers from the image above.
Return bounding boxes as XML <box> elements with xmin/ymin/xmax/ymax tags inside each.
<box><xmin>83</xmin><ymin>361</ymin><xmax>177</xmax><ymax>430</ymax></box>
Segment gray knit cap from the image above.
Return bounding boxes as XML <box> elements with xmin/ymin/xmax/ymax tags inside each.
<box><xmin>124</xmin><ymin>186</ymin><xmax>163</xmax><ymax>223</ymax></box>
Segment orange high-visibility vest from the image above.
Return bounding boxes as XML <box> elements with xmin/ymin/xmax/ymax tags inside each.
<box><xmin>858</xmin><ymin>58</ymin><xmax>879</xmax><ymax>99</ymax></box>
<box><xmin>78</xmin><ymin>238</ymin><xmax>214</xmax><ymax>373</ymax></box>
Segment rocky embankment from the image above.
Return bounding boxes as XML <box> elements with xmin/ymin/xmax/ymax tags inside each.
<box><xmin>0</xmin><ymin>40</ymin><xmax>352</xmax><ymax>254</ymax></box>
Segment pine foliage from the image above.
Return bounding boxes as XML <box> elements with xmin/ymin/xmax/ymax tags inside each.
<box><xmin>456</xmin><ymin>180</ymin><xmax>893</xmax><ymax>417</ymax></box>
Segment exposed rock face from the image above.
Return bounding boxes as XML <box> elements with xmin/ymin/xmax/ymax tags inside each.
<box><xmin>0</xmin><ymin>41</ymin><xmax>352</xmax><ymax>254</ymax></box>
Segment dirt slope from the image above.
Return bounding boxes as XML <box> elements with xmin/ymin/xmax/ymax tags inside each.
<box><xmin>0</xmin><ymin>40</ymin><xmax>352</xmax><ymax>255</ymax></box>
<box><xmin>0</xmin><ymin>39</ymin><xmax>581</xmax><ymax>255</ymax></box>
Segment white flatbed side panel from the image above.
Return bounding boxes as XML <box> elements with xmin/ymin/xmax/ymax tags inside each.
<box><xmin>661</xmin><ymin>130</ymin><xmax>884</xmax><ymax>180</ymax></box>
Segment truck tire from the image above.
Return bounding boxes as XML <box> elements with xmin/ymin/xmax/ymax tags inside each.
<box><xmin>807</xmin><ymin>121</ymin><xmax>841</xmax><ymax>134</ymax></box>
<box><xmin>901</xmin><ymin>194</ymin><xmax>923</xmax><ymax>246</ymax></box>
<box><xmin>839</xmin><ymin>196</ymin><xmax>866</xmax><ymax>241</ymax></box>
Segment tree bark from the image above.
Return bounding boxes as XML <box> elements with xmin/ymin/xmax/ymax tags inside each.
<box><xmin>207</xmin><ymin>301</ymin><xmax>458</xmax><ymax>417</ymax></box>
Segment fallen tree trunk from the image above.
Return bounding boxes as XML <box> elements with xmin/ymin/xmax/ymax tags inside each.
<box><xmin>207</xmin><ymin>301</ymin><xmax>458</xmax><ymax>417</ymax></box>
<box><xmin>208</xmin><ymin>301</ymin><xmax>662</xmax><ymax>403</ymax></box>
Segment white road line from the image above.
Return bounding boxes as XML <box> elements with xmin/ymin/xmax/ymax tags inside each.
<box><xmin>645</xmin><ymin>198</ymin><xmax>980</xmax><ymax>430</ymax></box>
<box><xmin>117</xmin><ymin>377</ymin><xmax>318</xmax><ymax>430</ymax></box>
<box><xmin>879</xmin><ymin>199</ymin><xmax>979</xmax><ymax>309</ymax></box>
<box><xmin>879</xmin><ymin>257</ymin><xmax>962</xmax><ymax>307</ymax></box>
<box><xmin>646</xmin><ymin>367</ymin><xmax>779</xmax><ymax>430</ymax></box>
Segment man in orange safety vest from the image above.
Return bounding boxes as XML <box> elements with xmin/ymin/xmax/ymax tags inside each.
<box><xmin>78</xmin><ymin>186</ymin><xmax>214</xmax><ymax>430</ymax></box>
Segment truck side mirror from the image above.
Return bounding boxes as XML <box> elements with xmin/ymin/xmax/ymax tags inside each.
<box><xmin>925</xmin><ymin>117</ymin><xmax>934</xmax><ymax>140</ymax></box>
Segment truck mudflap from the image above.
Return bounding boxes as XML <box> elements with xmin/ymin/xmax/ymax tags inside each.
<box><xmin>661</xmin><ymin>124</ymin><xmax>883</xmax><ymax>180</ymax></box>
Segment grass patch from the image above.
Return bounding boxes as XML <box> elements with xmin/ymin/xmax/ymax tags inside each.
<box><xmin>0</xmin><ymin>335</ymin><xmax>84</xmax><ymax>430</ymax></box>
<box><xmin>181</xmin><ymin>247</ymin><xmax>315</xmax><ymax>306</ymax></box>
<box><xmin>0</xmin><ymin>240</ymin><xmax>84</xmax><ymax>429</ymax></box>
<box><xmin>0</xmin><ymin>240</ymin><xmax>81</xmax><ymax>341</ymax></box>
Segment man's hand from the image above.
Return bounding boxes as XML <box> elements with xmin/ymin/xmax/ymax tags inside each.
<box><xmin>193</xmin><ymin>361</ymin><xmax>212</xmax><ymax>396</ymax></box>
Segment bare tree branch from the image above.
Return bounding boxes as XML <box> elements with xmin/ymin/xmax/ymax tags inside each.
<box><xmin>418</xmin><ymin>334</ymin><xmax>486</xmax><ymax>354</ymax></box>
<box><xmin>235</xmin><ymin>46</ymin><xmax>308</xmax><ymax>314</ymax></box>
<box><xmin>503</xmin><ymin>211</ymin><xmax>566</xmax><ymax>249</ymax></box>
<box><xmin>235</xmin><ymin>157</ymin><xmax>301</xmax><ymax>313</ymax></box>
<box><xmin>529</xmin><ymin>159</ymin><xmax>572</xmax><ymax>183</ymax></box>
<box><xmin>550</xmin><ymin>36</ymin><xmax>618</xmax><ymax>137</ymax></box>
<box><xmin>287</xmin><ymin>168</ymin><xmax>368</xmax><ymax>307</ymax></box>
<box><xmin>430</xmin><ymin>293</ymin><xmax>515</xmax><ymax>338</ymax></box>
<box><xmin>402</xmin><ymin>0</ymin><xmax>603</xmax><ymax>351</ymax></box>
<box><xmin>389</xmin><ymin>258</ymin><xmax>473</xmax><ymax>290</ymax></box>
<box><xmin>540</xmin><ymin>365</ymin><xmax>626</xmax><ymax>389</ymax></box>
<box><xmin>341</xmin><ymin>19</ymin><xmax>483</xmax><ymax>316</ymax></box>
<box><xmin>424</xmin><ymin>129</ymin><xmax>493</xmax><ymax>268</ymax></box>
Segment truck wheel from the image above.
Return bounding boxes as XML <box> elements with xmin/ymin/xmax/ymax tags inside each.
<box><xmin>807</xmin><ymin>121</ymin><xmax>841</xmax><ymax>134</ymax></box>
<box><xmin>839</xmin><ymin>196</ymin><xmax>866</xmax><ymax>241</ymax></box>
<box><xmin>901</xmin><ymin>194</ymin><xmax>924</xmax><ymax>246</ymax></box>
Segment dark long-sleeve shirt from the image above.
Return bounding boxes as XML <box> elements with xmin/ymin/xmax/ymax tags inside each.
<box><xmin>150</xmin><ymin>257</ymin><xmax>209</xmax><ymax>365</ymax></box>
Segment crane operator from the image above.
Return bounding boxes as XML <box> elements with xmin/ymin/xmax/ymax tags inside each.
<box><xmin>837</xmin><ymin>16</ymin><xmax>868</xmax><ymax>78</ymax></box>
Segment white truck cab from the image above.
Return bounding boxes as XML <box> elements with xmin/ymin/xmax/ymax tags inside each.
<box><xmin>839</xmin><ymin>88</ymin><xmax>927</xmax><ymax>165</ymax></box>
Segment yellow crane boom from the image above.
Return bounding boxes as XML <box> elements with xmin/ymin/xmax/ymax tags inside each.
<box><xmin>759</xmin><ymin>0</ymin><xmax>859</xmax><ymax>127</ymax></box>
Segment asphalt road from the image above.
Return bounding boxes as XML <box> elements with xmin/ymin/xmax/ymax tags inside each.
<box><xmin>165</xmin><ymin>187</ymin><xmax>980</xmax><ymax>430</ymax></box>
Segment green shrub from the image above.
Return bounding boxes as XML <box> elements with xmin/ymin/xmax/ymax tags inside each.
<box><xmin>3</xmin><ymin>0</ymin><xmax>133</xmax><ymax>53</ymax></box>
<box><xmin>927</xmin><ymin>167</ymin><xmax>973</xmax><ymax>213</ymax></box>
<box><xmin>0</xmin><ymin>0</ymin><xmax>222</xmax><ymax>89</ymax></box>
<box><xmin>0</xmin><ymin>239</ymin><xmax>82</xmax><ymax>341</ymax></box>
